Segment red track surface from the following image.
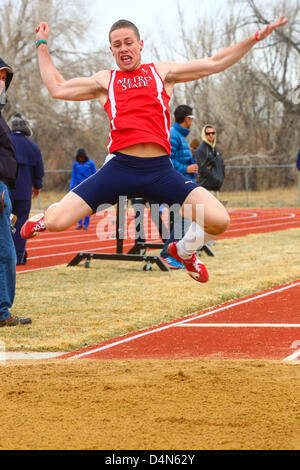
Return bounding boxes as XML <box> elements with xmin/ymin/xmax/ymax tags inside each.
<box><xmin>60</xmin><ymin>282</ymin><xmax>300</xmax><ymax>363</ymax></box>
<box><xmin>17</xmin><ymin>208</ymin><xmax>300</xmax><ymax>363</ymax></box>
<box><xmin>16</xmin><ymin>208</ymin><xmax>300</xmax><ymax>274</ymax></box>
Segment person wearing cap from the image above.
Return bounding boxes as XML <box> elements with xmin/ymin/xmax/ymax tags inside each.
<box><xmin>193</xmin><ymin>125</ymin><xmax>225</xmax><ymax>200</ymax></box>
<box><xmin>10</xmin><ymin>113</ymin><xmax>44</xmax><ymax>265</ymax></box>
<box><xmin>70</xmin><ymin>148</ymin><xmax>97</xmax><ymax>230</ymax></box>
<box><xmin>0</xmin><ymin>58</ymin><xmax>32</xmax><ymax>327</ymax></box>
<box><xmin>160</xmin><ymin>105</ymin><xmax>198</xmax><ymax>269</ymax></box>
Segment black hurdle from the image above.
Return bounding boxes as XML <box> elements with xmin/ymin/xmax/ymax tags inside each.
<box><xmin>67</xmin><ymin>197</ymin><xmax>215</xmax><ymax>270</ymax></box>
<box><xmin>67</xmin><ymin>197</ymin><xmax>169</xmax><ymax>271</ymax></box>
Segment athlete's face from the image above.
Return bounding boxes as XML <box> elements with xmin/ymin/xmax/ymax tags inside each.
<box><xmin>110</xmin><ymin>28</ymin><xmax>143</xmax><ymax>72</ymax></box>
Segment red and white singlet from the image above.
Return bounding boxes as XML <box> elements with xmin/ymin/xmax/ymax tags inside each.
<box><xmin>104</xmin><ymin>63</ymin><xmax>171</xmax><ymax>155</ymax></box>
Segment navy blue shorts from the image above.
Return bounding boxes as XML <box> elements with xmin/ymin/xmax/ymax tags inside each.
<box><xmin>72</xmin><ymin>152</ymin><xmax>199</xmax><ymax>212</ymax></box>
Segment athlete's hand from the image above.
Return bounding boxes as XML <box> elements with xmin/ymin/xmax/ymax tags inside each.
<box><xmin>255</xmin><ymin>16</ymin><xmax>288</xmax><ymax>41</ymax></box>
<box><xmin>35</xmin><ymin>22</ymin><xmax>50</xmax><ymax>41</ymax></box>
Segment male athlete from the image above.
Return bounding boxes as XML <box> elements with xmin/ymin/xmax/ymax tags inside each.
<box><xmin>21</xmin><ymin>17</ymin><xmax>288</xmax><ymax>282</ymax></box>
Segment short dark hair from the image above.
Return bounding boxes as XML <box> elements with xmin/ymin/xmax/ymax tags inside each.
<box><xmin>174</xmin><ymin>105</ymin><xmax>193</xmax><ymax>124</ymax></box>
<box><xmin>109</xmin><ymin>19</ymin><xmax>140</xmax><ymax>43</ymax></box>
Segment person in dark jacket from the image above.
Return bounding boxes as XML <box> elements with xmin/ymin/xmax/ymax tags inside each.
<box><xmin>297</xmin><ymin>149</ymin><xmax>300</xmax><ymax>172</ymax></box>
<box><xmin>10</xmin><ymin>113</ymin><xmax>44</xmax><ymax>265</ymax></box>
<box><xmin>193</xmin><ymin>124</ymin><xmax>225</xmax><ymax>200</ymax></box>
<box><xmin>70</xmin><ymin>148</ymin><xmax>97</xmax><ymax>230</ymax></box>
<box><xmin>0</xmin><ymin>58</ymin><xmax>31</xmax><ymax>327</ymax></box>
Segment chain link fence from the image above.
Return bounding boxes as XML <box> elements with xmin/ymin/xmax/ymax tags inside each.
<box><xmin>222</xmin><ymin>164</ymin><xmax>300</xmax><ymax>206</ymax></box>
<box><xmin>33</xmin><ymin>165</ymin><xmax>300</xmax><ymax>210</ymax></box>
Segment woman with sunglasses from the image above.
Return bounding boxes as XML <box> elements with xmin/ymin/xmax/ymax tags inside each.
<box><xmin>194</xmin><ymin>125</ymin><xmax>225</xmax><ymax>200</ymax></box>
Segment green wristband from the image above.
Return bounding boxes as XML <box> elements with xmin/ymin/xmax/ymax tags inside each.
<box><xmin>36</xmin><ymin>40</ymin><xmax>47</xmax><ymax>48</ymax></box>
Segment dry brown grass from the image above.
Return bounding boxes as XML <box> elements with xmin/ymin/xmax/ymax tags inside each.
<box><xmin>221</xmin><ymin>185</ymin><xmax>299</xmax><ymax>208</ymax></box>
<box><xmin>1</xmin><ymin>228</ymin><xmax>299</xmax><ymax>352</ymax></box>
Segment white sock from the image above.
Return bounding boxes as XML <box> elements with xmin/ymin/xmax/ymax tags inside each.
<box><xmin>176</xmin><ymin>222</ymin><xmax>215</xmax><ymax>259</ymax></box>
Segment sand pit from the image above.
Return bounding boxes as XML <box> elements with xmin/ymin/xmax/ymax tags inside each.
<box><xmin>0</xmin><ymin>359</ymin><xmax>299</xmax><ymax>450</ymax></box>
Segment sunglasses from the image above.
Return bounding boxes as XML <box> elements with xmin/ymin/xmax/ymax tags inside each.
<box><xmin>205</xmin><ymin>131</ymin><xmax>215</xmax><ymax>135</ymax></box>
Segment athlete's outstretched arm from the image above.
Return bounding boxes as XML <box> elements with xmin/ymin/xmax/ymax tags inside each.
<box><xmin>35</xmin><ymin>22</ymin><xmax>107</xmax><ymax>101</ymax></box>
<box><xmin>162</xmin><ymin>16</ymin><xmax>288</xmax><ymax>85</ymax></box>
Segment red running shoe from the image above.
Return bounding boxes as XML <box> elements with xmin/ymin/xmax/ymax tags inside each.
<box><xmin>20</xmin><ymin>213</ymin><xmax>46</xmax><ymax>239</ymax></box>
<box><xmin>167</xmin><ymin>242</ymin><xmax>209</xmax><ymax>283</ymax></box>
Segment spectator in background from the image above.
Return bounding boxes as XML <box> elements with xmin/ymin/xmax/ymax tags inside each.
<box><xmin>190</xmin><ymin>138</ymin><xmax>201</xmax><ymax>154</ymax></box>
<box><xmin>193</xmin><ymin>124</ymin><xmax>225</xmax><ymax>200</ymax></box>
<box><xmin>0</xmin><ymin>58</ymin><xmax>31</xmax><ymax>327</ymax></box>
<box><xmin>10</xmin><ymin>113</ymin><xmax>44</xmax><ymax>265</ymax></box>
<box><xmin>70</xmin><ymin>148</ymin><xmax>97</xmax><ymax>230</ymax></box>
<box><xmin>160</xmin><ymin>105</ymin><xmax>198</xmax><ymax>269</ymax></box>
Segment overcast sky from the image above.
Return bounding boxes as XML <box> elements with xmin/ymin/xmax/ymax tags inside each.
<box><xmin>84</xmin><ymin>0</ymin><xmax>229</xmax><ymax>48</ymax></box>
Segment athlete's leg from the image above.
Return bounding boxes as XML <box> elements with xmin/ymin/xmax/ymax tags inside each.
<box><xmin>176</xmin><ymin>187</ymin><xmax>229</xmax><ymax>255</ymax></box>
<box><xmin>44</xmin><ymin>192</ymin><xmax>93</xmax><ymax>232</ymax></box>
<box><xmin>21</xmin><ymin>192</ymin><xmax>93</xmax><ymax>239</ymax></box>
<box><xmin>167</xmin><ymin>187</ymin><xmax>230</xmax><ymax>283</ymax></box>
<box><xmin>21</xmin><ymin>157</ymin><xmax>124</xmax><ymax>240</ymax></box>
<box><xmin>182</xmin><ymin>186</ymin><xmax>229</xmax><ymax>234</ymax></box>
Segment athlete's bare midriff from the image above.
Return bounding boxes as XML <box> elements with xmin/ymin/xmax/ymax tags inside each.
<box><xmin>117</xmin><ymin>142</ymin><xmax>168</xmax><ymax>157</ymax></box>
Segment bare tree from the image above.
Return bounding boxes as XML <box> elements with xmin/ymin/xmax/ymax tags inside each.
<box><xmin>239</xmin><ymin>0</ymin><xmax>300</xmax><ymax>159</ymax></box>
<box><xmin>1</xmin><ymin>0</ymin><xmax>297</xmax><ymax>191</ymax></box>
<box><xmin>152</xmin><ymin>0</ymin><xmax>298</xmax><ymax>189</ymax></box>
<box><xmin>0</xmin><ymin>0</ymin><xmax>113</xmax><ymax>188</ymax></box>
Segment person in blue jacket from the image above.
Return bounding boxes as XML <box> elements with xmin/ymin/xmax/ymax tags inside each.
<box><xmin>160</xmin><ymin>105</ymin><xmax>198</xmax><ymax>269</ymax></box>
<box><xmin>10</xmin><ymin>113</ymin><xmax>44</xmax><ymax>265</ymax></box>
<box><xmin>70</xmin><ymin>148</ymin><xmax>97</xmax><ymax>230</ymax></box>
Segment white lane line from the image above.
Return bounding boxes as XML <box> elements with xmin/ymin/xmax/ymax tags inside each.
<box><xmin>17</xmin><ymin>264</ymin><xmax>63</xmax><ymax>274</ymax></box>
<box><xmin>67</xmin><ymin>281</ymin><xmax>300</xmax><ymax>360</ymax></box>
<box><xmin>175</xmin><ymin>323</ymin><xmax>300</xmax><ymax>328</ymax></box>
<box><xmin>27</xmin><ymin>250</ymin><xmax>101</xmax><ymax>260</ymax></box>
<box><xmin>229</xmin><ymin>212</ymin><xmax>258</xmax><ymax>220</ymax></box>
<box><xmin>27</xmin><ymin>239</ymin><xmax>116</xmax><ymax>252</ymax></box>
<box><xmin>26</xmin><ymin>241</ymin><xmax>148</xmax><ymax>260</ymax></box>
<box><xmin>0</xmin><ymin>352</ymin><xmax>64</xmax><ymax>361</ymax></box>
<box><xmin>283</xmin><ymin>350</ymin><xmax>300</xmax><ymax>364</ymax></box>
<box><xmin>226</xmin><ymin>220</ymin><xmax>300</xmax><ymax>234</ymax></box>
<box><xmin>26</xmin><ymin>227</ymin><xmax>160</xmax><ymax>249</ymax></box>
<box><xmin>26</xmin><ymin>213</ymin><xmax>299</xmax><ymax>249</ymax></box>
<box><xmin>17</xmin><ymin>240</ymin><xmax>160</xmax><ymax>273</ymax></box>
<box><xmin>228</xmin><ymin>213</ymin><xmax>296</xmax><ymax>227</ymax></box>
<box><xmin>26</xmin><ymin>216</ymin><xmax>300</xmax><ymax>255</ymax></box>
